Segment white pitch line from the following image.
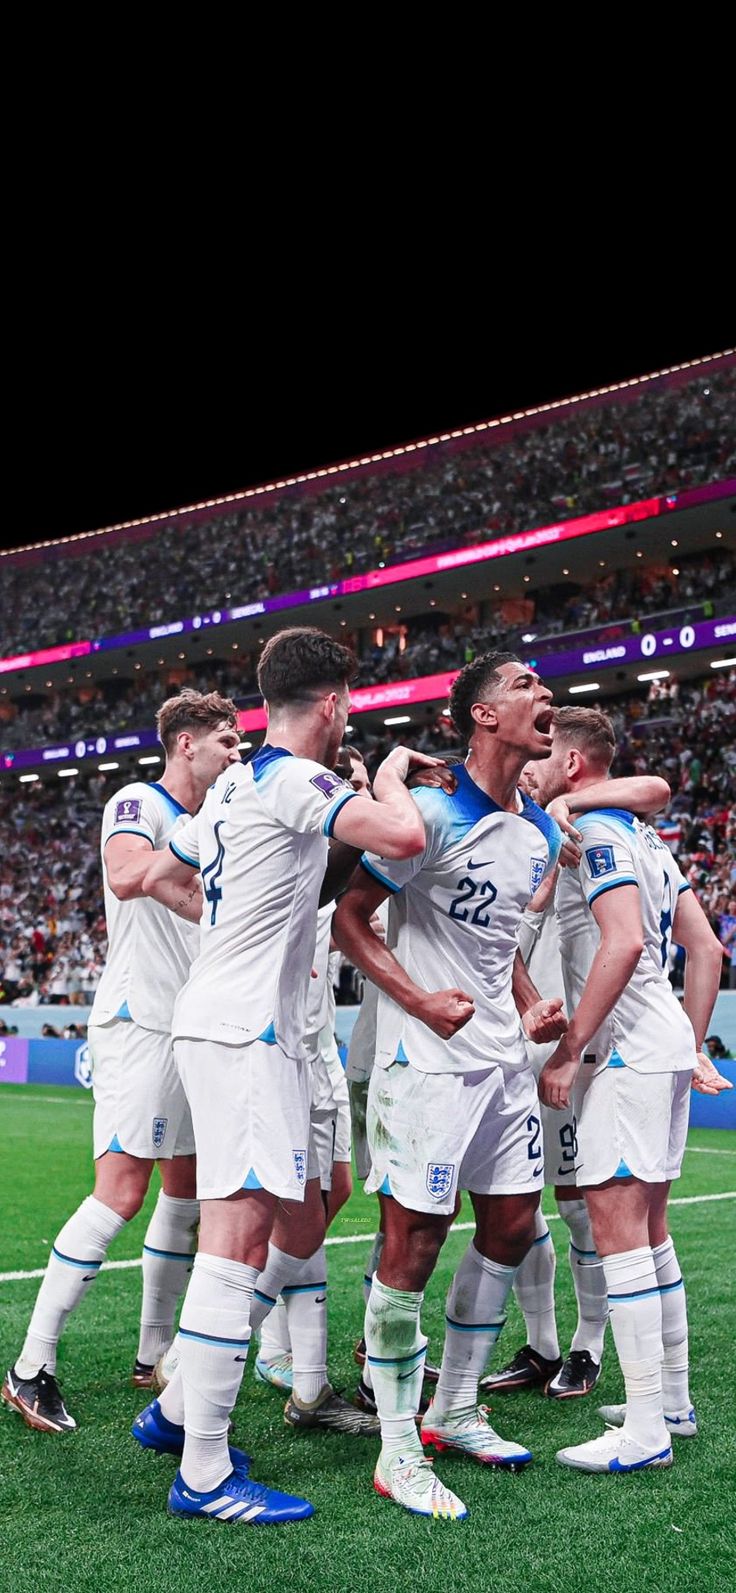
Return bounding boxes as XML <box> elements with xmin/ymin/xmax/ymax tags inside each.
<box><xmin>1</xmin><ymin>1191</ymin><xmax>734</xmax><ymax>1285</ymax></box>
<box><xmin>0</xmin><ymin>1094</ymin><xmax>91</xmax><ymax>1106</ymax></box>
<box><xmin>685</xmin><ymin>1145</ymin><xmax>736</xmax><ymax>1156</ymax></box>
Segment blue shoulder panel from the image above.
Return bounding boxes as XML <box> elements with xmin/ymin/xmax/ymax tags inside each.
<box><xmin>150</xmin><ymin>781</ymin><xmax>189</xmax><ymax>818</ymax></box>
<box><xmin>580</xmin><ymin>806</ymin><xmax>636</xmax><ymax>828</ymax></box>
<box><xmin>251</xmin><ymin>745</ymin><xmax>293</xmax><ymax>784</ymax></box>
<box><xmin>519</xmin><ymin>792</ymin><xmax>562</xmax><ymax>860</ymax></box>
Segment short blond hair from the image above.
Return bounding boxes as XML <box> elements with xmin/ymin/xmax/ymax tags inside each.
<box><xmin>552</xmin><ymin>705</ymin><xmax>616</xmax><ymax>770</ymax></box>
<box><xmin>156</xmin><ymin>689</ymin><xmax>237</xmax><ymax>755</ymax></box>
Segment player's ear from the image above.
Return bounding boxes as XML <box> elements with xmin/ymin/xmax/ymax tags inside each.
<box><xmin>471</xmin><ymin>699</ymin><xmax>497</xmax><ymax>729</ymax></box>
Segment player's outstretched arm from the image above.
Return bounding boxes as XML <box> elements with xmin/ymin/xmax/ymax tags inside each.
<box><xmin>333</xmin><ymin>868</ymin><xmax>475</xmax><ymax>1040</ymax></box>
<box><xmin>673</xmin><ymin>888</ymin><xmax>727</xmax><ymax>1055</ymax></box>
<box><xmin>549</xmin><ymin>775</ymin><xmax>671</xmax><ymax>828</ymax></box>
<box><xmin>140</xmin><ymin>846</ymin><xmax>204</xmax><ymax>924</ymax></box>
<box><xmin>539</xmin><ymin>885</ymin><xmax>644</xmax><ymax>1109</ymax></box>
<box><xmin>330</xmin><ymin>747</ymin><xmax>437</xmax><ymax>860</ymax></box>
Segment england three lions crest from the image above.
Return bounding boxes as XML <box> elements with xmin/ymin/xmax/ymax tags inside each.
<box><xmin>530</xmin><ymin>857</ymin><xmax>546</xmax><ymax>894</ymax></box>
<box><xmin>152</xmin><ymin>1117</ymin><xmax>168</xmax><ymax>1150</ymax></box>
<box><xmin>426</xmin><ymin>1162</ymin><xmax>455</xmax><ymax>1201</ymax></box>
<box><xmin>293</xmin><ymin>1149</ymin><xmax>307</xmax><ymax>1186</ymax></box>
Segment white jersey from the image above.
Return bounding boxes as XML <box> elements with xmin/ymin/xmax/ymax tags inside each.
<box><xmin>362</xmin><ymin>763</ymin><xmax>562</xmax><ymax>1075</ymax></box>
<box><xmin>556</xmin><ymin>806</ymin><xmax>696</xmax><ymax>1074</ymax></box>
<box><xmin>90</xmin><ymin>781</ymin><xmax>199</xmax><ymax>1032</ymax></box>
<box><xmin>345</xmin><ymin>899</ymin><xmax>389</xmax><ymax>1085</ymax></box>
<box><xmin>169</xmin><ymin>747</ymin><xmax>356</xmax><ymax>1059</ymax></box>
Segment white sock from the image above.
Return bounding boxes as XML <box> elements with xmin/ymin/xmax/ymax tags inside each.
<box><xmin>365</xmin><ymin>1276</ymin><xmax>426</xmax><ymax>1465</ymax></box>
<box><xmin>559</xmin><ymin>1198</ymin><xmax>608</xmax><ymax>1362</ymax></box>
<box><xmin>603</xmin><ymin>1247</ymin><xmax>668</xmax><ymax>1451</ymax></box>
<box><xmin>283</xmin><ymin>1246</ymin><xmax>329</xmax><ymax>1404</ymax></box>
<box><xmin>158</xmin><ymin>1362</ymin><xmax>185</xmax><ymax>1427</ymax></box>
<box><xmin>435</xmin><ymin>1243</ymin><xmax>515</xmax><ymax>1415</ymax></box>
<box><xmin>137</xmin><ymin>1193</ymin><xmax>199</xmax><ymax>1366</ymax></box>
<box><xmin>652</xmin><ymin>1237</ymin><xmax>691</xmax><ymax>1414</ymax></box>
<box><xmin>250</xmin><ymin>1243</ymin><xmax>306</xmax><ymax>1334</ymax></box>
<box><xmin>259</xmin><ymin>1297</ymin><xmax>291</xmax><ymax>1360</ymax></box>
<box><xmin>17</xmin><ymin>1197</ymin><xmax>126</xmax><ymax>1377</ymax></box>
<box><xmin>513</xmin><ymin>1208</ymin><xmax>559</xmax><ymax>1361</ymax></box>
<box><xmin>361</xmin><ymin>1231</ymin><xmax>385</xmax><ymax>1392</ymax></box>
<box><xmin>179</xmin><ymin>1251</ymin><xmax>257</xmax><ymax>1492</ymax></box>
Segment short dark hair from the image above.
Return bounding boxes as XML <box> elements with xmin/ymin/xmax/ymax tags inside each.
<box><xmin>449</xmin><ymin>652</ymin><xmax>521</xmax><ymax>740</ymax></box>
<box><xmin>156</xmin><ymin>688</ymin><xmax>238</xmax><ymax>755</ymax></box>
<box><xmin>551</xmin><ymin>706</ymin><xmax>616</xmax><ymax>770</ymax></box>
<box><xmin>257</xmin><ymin>627</ymin><xmax>358</xmax><ymax>709</ymax></box>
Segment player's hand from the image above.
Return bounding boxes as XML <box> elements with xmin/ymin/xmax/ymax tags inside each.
<box><xmin>538</xmin><ymin>1039</ymin><xmax>581</xmax><ymax>1109</ymax></box>
<box><xmin>414</xmin><ymin>988</ymin><xmax>475</xmax><ymax>1039</ymax></box>
<box><xmin>558</xmin><ymin>836</ymin><xmax>582</xmax><ymax>868</ymax></box>
<box><xmin>407</xmin><ymin>763</ymin><xmax>458</xmax><ymax>795</ymax></box>
<box><xmin>381</xmin><ymin>747</ymin><xmax>447</xmax><ymax>784</ymax></box>
<box><xmin>691</xmin><ymin>1051</ymin><xmax>734</xmax><ymax>1095</ymax></box>
<box><xmin>528</xmin><ymin>867</ymin><xmax>558</xmax><ymax>914</ymax></box>
<box><xmin>523</xmin><ymin>996</ymin><xmax>568</xmax><ymax>1044</ymax></box>
<box><xmin>547</xmin><ymin>797</ymin><xmax>583</xmax><ymax>866</ymax></box>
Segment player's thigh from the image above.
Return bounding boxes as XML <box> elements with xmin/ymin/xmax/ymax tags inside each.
<box><xmin>270</xmin><ymin>1176</ymin><xmax>326</xmax><ymax>1257</ymax></box>
<box><xmin>366</xmin><ymin>1062</ymin><xmax>493</xmax><ymax>1217</ymax></box>
<box><xmin>174</xmin><ymin>1036</ymin><xmax>311</xmax><ymax>1203</ymax></box>
<box><xmin>90</xmin><ymin>1019</ymin><xmax>190</xmax><ymax>1162</ymax></box>
<box><xmin>461</xmin><ymin>1062</ymin><xmax>545</xmax><ymax>1199</ymax></box>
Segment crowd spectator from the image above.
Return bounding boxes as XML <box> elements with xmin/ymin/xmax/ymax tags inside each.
<box><xmin>1</xmin><ymin>364</ymin><xmax>733</xmax><ymax>663</ymax></box>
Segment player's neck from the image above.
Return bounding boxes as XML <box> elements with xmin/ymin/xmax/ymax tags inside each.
<box><xmin>263</xmin><ymin>722</ymin><xmax>331</xmax><ymax>763</ymax></box>
<box><xmin>156</xmin><ymin>763</ymin><xmax>202</xmax><ymax>816</ymax></box>
<box><xmin>465</xmin><ymin>747</ymin><xmax>524</xmax><ymax>812</ymax></box>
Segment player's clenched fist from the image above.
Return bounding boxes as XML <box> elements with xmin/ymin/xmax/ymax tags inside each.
<box><xmin>522</xmin><ymin>996</ymin><xmax>568</xmax><ymax>1045</ymax></box>
<box><xmin>414</xmin><ymin>988</ymin><xmax>475</xmax><ymax>1039</ymax></box>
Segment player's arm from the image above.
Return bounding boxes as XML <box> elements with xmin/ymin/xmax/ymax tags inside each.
<box><xmin>538</xmin><ymin>885</ymin><xmax>644</xmax><ymax>1109</ymax></box>
<box><xmin>139</xmin><ymin>845</ymin><xmax>204</xmax><ymax>924</ymax></box>
<box><xmin>104</xmin><ymin>833</ymin><xmax>155</xmax><ymax>901</ymax></box>
<box><xmin>512</xmin><ymin>946</ymin><xmax>568</xmax><ymax>1044</ymax></box>
<box><xmin>672</xmin><ymin>888</ymin><xmax>732</xmax><ymax>1094</ymax></box>
<box><xmin>330</xmin><ymin>747</ymin><xmax>437</xmax><ymax>860</ymax></box>
<box><xmin>549</xmin><ymin>775</ymin><xmax>671</xmax><ymax>829</ymax></box>
<box><xmin>320</xmin><ymin>754</ymin><xmax>454</xmax><ymax>904</ymax></box>
<box><xmin>332</xmin><ymin>867</ymin><xmax>475</xmax><ymax>1040</ymax></box>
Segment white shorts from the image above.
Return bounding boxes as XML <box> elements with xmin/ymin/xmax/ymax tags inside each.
<box><xmin>89</xmin><ymin>1018</ymin><xmax>194</xmax><ymax>1161</ymax></box>
<box><xmin>174</xmin><ymin>1036</ymin><xmax>311</xmax><ymax>1201</ymax></box>
<box><xmin>365</xmin><ymin>1058</ymin><xmax>543</xmax><ymax>1215</ymax></box>
<box><xmin>573</xmin><ymin>1061</ymin><xmax>691</xmax><ymax>1187</ymax></box>
<box><xmin>527</xmin><ymin>1038</ymin><xmax>579</xmax><ymax>1187</ymax></box>
<box><xmin>308</xmin><ymin>1035</ymin><xmax>352</xmax><ymax>1191</ymax></box>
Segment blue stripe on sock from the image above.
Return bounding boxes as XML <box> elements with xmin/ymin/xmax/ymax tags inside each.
<box><xmin>533</xmin><ymin>1232</ymin><xmax>551</xmax><ymax>1246</ymax></box>
<box><xmin>52</xmin><ymin>1248</ymin><xmax>102</xmax><ymax>1270</ymax></box>
<box><xmin>142</xmin><ymin>1245</ymin><xmax>194</xmax><ymax>1262</ymax></box>
<box><xmin>253</xmin><ymin>1289</ymin><xmax>277</xmax><ymax>1307</ymax></box>
<box><xmin>366</xmin><ymin>1346</ymin><xmax>426</xmax><ymax>1367</ymax></box>
<box><xmin>445</xmin><ymin>1315</ymin><xmax>505</xmax><ymax>1334</ymax></box>
<box><xmin>179</xmin><ymin>1328</ymin><xmax>251</xmax><ymax>1350</ymax></box>
<box><xmin>570</xmin><ymin>1243</ymin><xmax>598</xmax><ymax>1257</ymax></box>
<box><xmin>281</xmin><ymin>1282</ymin><xmax>327</xmax><ymax>1296</ymax></box>
<box><xmin>659</xmin><ymin>1278</ymin><xmax>684</xmax><ymax>1295</ymax></box>
<box><xmin>608</xmin><ymin>1287</ymin><xmax>661</xmax><ymax>1302</ymax></box>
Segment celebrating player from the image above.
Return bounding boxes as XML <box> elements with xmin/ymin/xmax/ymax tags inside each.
<box><xmin>333</xmin><ymin>652</ymin><xmax>570</xmax><ymax>1522</ymax></box>
<box><xmin>133</xmin><ymin>627</ymin><xmax>438</xmax><ymax>1526</ymax></box>
<box><xmin>535</xmin><ymin>706</ymin><xmax>731</xmax><ymax>1473</ymax></box>
<box><xmin>2</xmin><ymin>691</ymin><xmax>241</xmax><ymax>1435</ymax></box>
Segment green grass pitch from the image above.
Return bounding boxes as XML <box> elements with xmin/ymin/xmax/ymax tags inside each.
<box><xmin>1</xmin><ymin>1084</ymin><xmax>734</xmax><ymax>1593</ymax></box>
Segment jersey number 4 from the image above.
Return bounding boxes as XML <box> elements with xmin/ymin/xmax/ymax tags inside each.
<box><xmin>202</xmin><ymin>820</ymin><xmax>226</xmax><ymax>926</ymax></box>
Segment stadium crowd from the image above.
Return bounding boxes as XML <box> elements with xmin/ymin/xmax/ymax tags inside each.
<box><xmin>1</xmin><ymin>545</ymin><xmax>734</xmax><ymax>754</ymax></box>
<box><xmin>2</xmin><ymin>364</ymin><xmax>733</xmax><ymax>663</ymax></box>
<box><xmin>1</xmin><ymin>666</ymin><xmax>734</xmax><ymax>1010</ymax></box>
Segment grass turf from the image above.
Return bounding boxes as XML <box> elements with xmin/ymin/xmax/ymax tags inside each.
<box><xmin>0</xmin><ymin>1084</ymin><xmax>734</xmax><ymax>1593</ymax></box>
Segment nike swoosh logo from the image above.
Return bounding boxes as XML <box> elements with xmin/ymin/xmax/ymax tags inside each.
<box><xmin>467</xmin><ymin>857</ymin><xmax>494</xmax><ymax>870</ymax></box>
<box><xmin>83</xmin><ymin>1274</ymin><xmax>98</xmax><ymax>1282</ymax></box>
<box><xmin>234</xmin><ymin>1355</ymin><xmax>248</xmax><ymax>1362</ymax></box>
<box><xmin>314</xmin><ymin>1295</ymin><xmax>327</xmax><ymax>1304</ymax></box>
<box><xmin>557</xmin><ymin>1165</ymin><xmax>580</xmax><ymax>1178</ymax></box>
<box><xmin>397</xmin><ymin>1369</ymin><xmax>417</xmax><ymax>1381</ymax></box>
<box><xmin>533</xmin><ymin>1165</ymin><xmax>543</xmax><ymax>1178</ymax></box>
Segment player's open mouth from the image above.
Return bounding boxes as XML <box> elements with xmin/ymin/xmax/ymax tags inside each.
<box><xmin>534</xmin><ymin>708</ymin><xmax>553</xmax><ymax>735</ymax></box>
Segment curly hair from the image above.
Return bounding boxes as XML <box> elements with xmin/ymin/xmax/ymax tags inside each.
<box><xmin>156</xmin><ymin>689</ymin><xmax>238</xmax><ymax>754</ymax></box>
<box><xmin>448</xmin><ymin>652</ymin><xmax>520</xmax><ymax>740</ymax></box>
<box><xmin>257</xmin><ymin>627</ymin><xmax>358</xmax><ymax>708</ymax></box>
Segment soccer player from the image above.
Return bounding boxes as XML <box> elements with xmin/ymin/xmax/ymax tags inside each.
<box><xmin>483</xmin><ymin>766</ymin><xmax>671</xmax><ymax>1402</ymax></box>
<box><xmin>535</xmin><ymin>706</ymin><xmax>731</xmax><ymax>1472</ymax></box>
<box><xmin>133</xmin><ymin>627</ymin><xmax>434</xmax><ymax>1526</ymax></box>
<box><xmin>2</xmin><ymin>690</ymin><xmax>241</xmax><ymax>1435</ymax></box>
<box><xmin>333</xmin><ymin>652</ymin><xmax>572</xmax><ymax>1522</ymax></box>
